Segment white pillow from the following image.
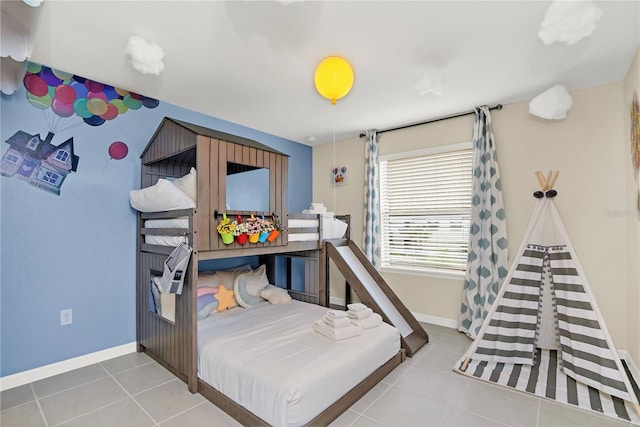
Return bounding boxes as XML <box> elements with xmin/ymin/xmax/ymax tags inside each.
<box><xmin>129</xmin><ymin>179</ymin><xmax>196</xmax><ymax>213</ymax></box>
<box><xmin>259</xmin><ymin>285</ymin><xmax>292</xmax><ymax>304</ymax></box>
<box><xmin>243</xmin><ymin>265</ymin><xmax>269</xmax><ymax>296</ymax></box>
<box><xmin>173</xmin><ymin>168</ymin><xmax>197</xmax><ymax>202</ymax></box>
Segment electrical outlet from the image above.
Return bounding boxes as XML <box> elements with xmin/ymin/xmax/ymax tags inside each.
<box><xmin>60</xmin><ymin>309</ymin><xmax>72</xmax><ymax>326</ymax></box>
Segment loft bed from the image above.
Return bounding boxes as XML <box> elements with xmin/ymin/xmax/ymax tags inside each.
<box><xmin>135</xmin><ymin>118</ymin><xmax>405</xmax><ymax>426</ymax></box>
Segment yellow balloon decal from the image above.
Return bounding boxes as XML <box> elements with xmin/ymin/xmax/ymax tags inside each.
<box><xmin>314</xmin><ymin>56</ymin><xmax>354</xmax><ymax>105</ymax></box>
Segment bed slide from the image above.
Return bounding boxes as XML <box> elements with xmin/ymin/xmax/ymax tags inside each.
<box><xmin>325</xmin><ymin>240</ymin><xmax>428</xmax><ymax>357</ymax></box>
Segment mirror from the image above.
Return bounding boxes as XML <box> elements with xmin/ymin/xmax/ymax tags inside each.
<box><xmin>226</xmin><ymin>162</ymin><xmax>270</xmax><ymax>212</ymax></box>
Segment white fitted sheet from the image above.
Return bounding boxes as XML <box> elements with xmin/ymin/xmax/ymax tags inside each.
<box><xmin>197</xmin><ymin>300</ymin><xmax>400</xmax><ymax>427</ymax></box>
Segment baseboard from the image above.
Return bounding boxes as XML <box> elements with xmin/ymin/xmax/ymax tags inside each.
<box><xmin>411</xmin><ymin>312</ymin><xmax>458</xmax><ymax>329</ymax></box>
<box><xmin>329</xmin><ymin>296</ymin><xmax>458</xmax><ymax>329</ymax></box>
<box><xmin>0</xmin><ymin>342</ymin><xmax>137</xmax><ymax>392</ymax></box>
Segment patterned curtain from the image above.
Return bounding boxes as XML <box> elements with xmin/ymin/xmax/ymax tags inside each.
<box><xmin>458</xmin><ymin>106</ymin><xmax>509</xmax><ymax>339</ymax></box>
<box><xmin>363</xmin><ymin>130</ymin><xmax>381</xmax><ymax>267</ymax></box>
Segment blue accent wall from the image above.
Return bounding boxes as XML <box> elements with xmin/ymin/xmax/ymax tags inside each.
<box><xmin>0</xmin><ymin>82</ymin><xmax>312</xmax><ymax>376</ymax></box>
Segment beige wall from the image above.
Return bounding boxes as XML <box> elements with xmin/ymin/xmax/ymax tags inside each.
<box><xmin>622</xmin><ymin>48</ymin><xmax>640</xmax><ymax>363</ymax></box>
<box><xmin>313</xmin><ymin>82</ymin><xmax>636</xmax><ymax>358</ymax></box>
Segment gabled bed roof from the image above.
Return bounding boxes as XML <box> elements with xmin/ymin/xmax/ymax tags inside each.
<box><xmin>140</xmin><ymin>117</ymin><xmax>288</xmax><ymax>163</ymax></box>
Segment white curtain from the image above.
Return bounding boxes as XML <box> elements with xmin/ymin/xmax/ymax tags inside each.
<box><xmin>458</xmin><ymin>106</ymin><xmax>509</xmax><ymax>339</ymax></box>
<box><xmin>363</xmin><ymin>130</ymin><xmax>381</xmax><ymax>267</ymax></box>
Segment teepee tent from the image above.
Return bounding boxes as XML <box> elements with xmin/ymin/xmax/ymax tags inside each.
<box><xmin>454</xmin><ymin>172</ymin><xmax>640</xmax><ymax>424</ymax></box>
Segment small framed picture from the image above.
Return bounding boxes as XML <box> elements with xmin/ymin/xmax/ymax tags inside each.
<box><xmin>333</xmin><ymin>166</ymin><xmax>347</xmax><ymax>186</ymax></box>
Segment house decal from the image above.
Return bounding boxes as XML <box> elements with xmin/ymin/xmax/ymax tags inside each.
<box><xmin>1</xmin><ymin>131</ymin><xmax>79</xmax><ymax>196</ymax></box>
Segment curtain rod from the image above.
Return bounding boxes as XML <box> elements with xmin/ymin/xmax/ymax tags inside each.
<box><xmin>359</xmin><ymin>104</ymin><xmax>503</xmax><ymax>138</ymax></box>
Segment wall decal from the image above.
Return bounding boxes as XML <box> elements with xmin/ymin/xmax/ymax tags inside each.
<box><xmin>1</xmin><ymin>131</ymin><xmax>79</xmax><ymax>195</ymax></box>
<box><xmin>23</xmin><ymin>62</ymin><xmax>160</xmax><ymax>133</ymax></box>
<box><xmin>108</xmin><ymin>141</ymin><xmax>129</xmax><ymax>160</ymax></box>
<box><xmin>333</xmin><ymin>166</ymin><xmax>347</xmax><ymax>186</ymax></box>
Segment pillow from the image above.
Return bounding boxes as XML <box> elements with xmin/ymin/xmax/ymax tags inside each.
<box><xmin>150</xmin><ymin>278</ymin><xmax>162</xmax><ymax>314</ymax></box>
<box><xmin>197</xmin><ymin>286</ymin><xmax>219</xmax><ymax>297</ymax></box>
<box><xmin>259</xmin><ymin>285</ymin><xmax>292</xmax><ymax>304</ymax></box>
<box><xmin>215</xmin><ymin>284</ymin><xmax>236</xmax><ymax>311</ymax></box>
<box><xmin>198</xmin><ymin>301</ymin><xmax>218</xmax><ymax>320</ymax></box>
<box><xmin>199</xmin><ymin>263</ymin><xmax>252</xmax><ymax>276</ymax></box>
<box><xmin>172</xmin><ymin>167</ymin><xmax>197</xmax><ymax>202</ymax></box>
<box><xmin>266</xmin><ymin>292</ymin><xmax>291</xmax><ymax>305</ymax></box>
<box><xmin>197</xmin><ymin>264</ymin><xmax>264</xmax><ymax>290</ymax></box>
<box><xmin>198</xmin><ymin>293</ymin><xmax>217</xmax><ymax>311</ymax></box>
<box><xmin>243</xmin><ymin>265</ymin><xmax>269</xmax><ymax>296</ymax></box>
<box><xmin>198</xmin><ymin>270</ymin><xmax>238</xmax><ymax>290</ymax></box>
<box><xmin>260</xmin><ymin>284</ymin><xmax>288</xmax><ymax>299</ymax></box>
<box><xmin>234</xmin><ymin>274</ymin><xmax>263</xmax><ymax>308</ymax></box>
<box><xmin>129</xmin><ymin>179</ymin><xmax>196</xmax><ymax>213</ymax></box>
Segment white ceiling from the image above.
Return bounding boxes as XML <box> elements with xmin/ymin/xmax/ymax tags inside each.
<box><xmin>8</xmin><ymin>0</ymin><xmax>640</xmax><ymax>146</ymax></box>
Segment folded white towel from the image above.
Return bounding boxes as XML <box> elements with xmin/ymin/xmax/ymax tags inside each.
<box><xmin>325</xmin><ymin>309</ymin><xmax>348</xmax><ymax>319</ymax></box>
<box><xmin>322</xmin><ymin>314</ymin><xmax>352</xmax><ymax>328</ymax></box>
<box><xmin>347</xmin><ymin>307</ymin><xmax>373</xmax><ymax>320</ymax></box>
<box><xmin>313</xmin><ymin>321</ymin><xmax>363</xmax><ymax>341</ymax></box>
<box><xmin>347</xmin><ymin>302</ymin><xmax>368</xmax><ymax>312</ymax></box>
<box><xmin>351</xmin><ymin>313</ymin><xmax>383</xmax><ymax>329</ymax></box>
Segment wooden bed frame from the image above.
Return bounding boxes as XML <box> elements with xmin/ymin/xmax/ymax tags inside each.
<box><xmin>136</xmin><ymin>117</ymin><xmax>405</xmax><ymax>425</ymax></box>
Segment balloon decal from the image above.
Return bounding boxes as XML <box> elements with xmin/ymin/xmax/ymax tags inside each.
<box><xmin>23</xmin><ymin>62</ymin><xmax>160</xmax><ymax>127</ymax></box>
<box><xmin>108</xmin><ymin>141</ymin><xmax>129</xmax><ymax>160</ymax></box>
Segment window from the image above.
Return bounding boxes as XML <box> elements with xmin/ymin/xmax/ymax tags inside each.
<box><xmin>6</xmin><ymin>154</ymin><xmax>19</xmax><ymax>164</ymax></box>
<box><xmin>40</xmin><ymin>170</ymin><xmax>60</xmax><ymax>184</ymax></box>
<box><xmin>379</xmin><ymin>142</ymin><xmax>472</xmax><ymax>275</ymax></box>
<box><xmin>26</xmin><ymin>137</ymin><xmax>39</xmax><ymax>150</ymax></box>
<box><xmin>55</xmin><ymin>150</ymin><xmax>69</xmax><ymax>163</ymax></box>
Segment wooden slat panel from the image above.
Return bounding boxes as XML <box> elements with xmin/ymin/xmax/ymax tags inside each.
<box><xmin>210</xmin><ymin>139</ymin><xmax>220</xmax><ymax>250</ymax></box>
<box><xmin>197</xmin><ymin>136</ymin><xmax>211</xmax><ymax>251</ymax></box>
<box><xmin>241</xmin><ymin>146</ymin><xmax>249</xmax><ymax>164</ymax></box>
<box><xmin>235</xmin><ymin>144</ymin><xmax>243</xmax><ymax>162</ymax></box>
<box><xmin>227</xmin><ymin>141</ymin><xmax>235</xmax><ymax>162</ymax></box>
<box><xmin>249</xmin><ymin>147</ymin><xmax>257</xmax><ymax>166</ymax></box>
<box><xmin>142</xmin><ymin>120</ymin><xmax>199</xmax><ymax>165</ymax></box>
<box><xmin>270</xmin><ymin>153</ymin><xmax>277</xmax><ymax>216</ymax></box>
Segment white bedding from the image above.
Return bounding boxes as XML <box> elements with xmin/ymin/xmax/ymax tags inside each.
<box><xmin>144</xmin><ymin>217</ymin><xmax>188</xmax><ymax>246</ymax></box>
<box><xmin>197</xmin><ymin>300</ymin><xmax>400</xmax><ymax>426</ymax></box>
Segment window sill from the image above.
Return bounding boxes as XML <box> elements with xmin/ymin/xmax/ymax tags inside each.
<box><xmin>381</xmin><ymin>265</ymin><xmax>465</xmax><ymax>280</ymax></box>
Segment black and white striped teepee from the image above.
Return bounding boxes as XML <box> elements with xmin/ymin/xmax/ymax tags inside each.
<box><xmin>454</xmin><ymin>172</ymin><xmax>640</xmax><ymax>424</ymax></box>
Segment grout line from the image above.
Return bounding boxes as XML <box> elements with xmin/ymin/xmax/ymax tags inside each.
<box><xmin>34</xmin><ymin>375</ymin><xmax>110</xmax><ymax>400</ymax></box>
<box><xmin>105</xmin><ymin>368</ymin><xmax>161</xmax><ymax>426</ymax></box>
<box><xmin>30</xmin><ymin>383</ymin><xmax>49</xmax><ymax>427</ymax></box>
<box><xmin>130</xmin><ymin>378</ymin><xmax>180</xmax><ymax>397</ymax></box>
<box><xmin>158</xmin><ymin>400</ymin><xmax>209</xmax><ymax>425</ymax></box>
<box><xmin>49</xmin><ymin>397</ymin><xmax>131</xmax><ymax>427</ymax></box>
<box><xmin>535</xmin><ymin>397</ymin><xmax>542</xmax><ymax>427</ymax></box>
<box><xmin>98</xmin><ymin>359</ymin><xmax>155</xmax><ymax>376</ymax></box>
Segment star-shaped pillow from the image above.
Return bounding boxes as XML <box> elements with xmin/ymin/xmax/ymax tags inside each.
<box><xmin>215</xmin><ymin>284</ymin><xmax>236</xmax><ymax>312</ymax></box>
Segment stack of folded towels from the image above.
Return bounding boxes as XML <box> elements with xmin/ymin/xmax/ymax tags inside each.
<box><xmin>313</xmin><ymin>303</ymin><xmax>383</xmax><ymax>341</ymax></box>
<box><xmin>313</xmin><ymin>309</ymin><xmax>362</xmax><ymax>341</ymax></box>
<box><xmin>346</xmin><ymin>303</ymin><xmax>383</xmax><ymax>329</ymax></box>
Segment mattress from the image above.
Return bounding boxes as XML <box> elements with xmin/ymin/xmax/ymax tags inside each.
<box><xmin>197</xmin><ymin>300</ymin><xmax>400</xmax><ymax>426</ymax></box>
<box><xmin>144</xmin><ymin>217</ymin><xmax>188</xmax><ymax>246</ymax></box>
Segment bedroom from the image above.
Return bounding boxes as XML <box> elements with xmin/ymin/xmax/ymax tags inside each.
<box><xmin>1</xmin><ymin>1</ymin><xmax>639</xmax><ymax>426</ymax></box>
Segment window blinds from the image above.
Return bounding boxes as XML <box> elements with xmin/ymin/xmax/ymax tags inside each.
<box><xmin>380</xmin><ymin>145</ymin><xmax>472</xmax><ymax>272</ymax></box>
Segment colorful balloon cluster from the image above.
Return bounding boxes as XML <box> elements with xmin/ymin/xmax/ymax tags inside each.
<box><xmin>23</xmin><ymin>62</ymin><xmax>159</xmax><ymax>126</ymax></box>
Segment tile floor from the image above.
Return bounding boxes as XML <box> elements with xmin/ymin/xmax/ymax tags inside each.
<box><xmin>1</xmin><ymin>323</ymin><xmax>635</xmax><ymax>426</ymax></box>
